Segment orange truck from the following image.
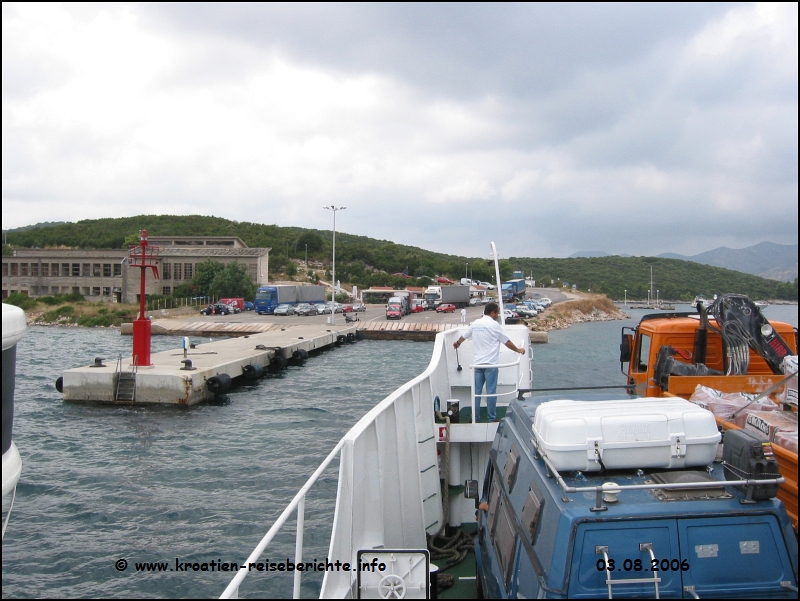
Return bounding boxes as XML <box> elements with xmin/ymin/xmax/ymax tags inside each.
<box><xmin>621</xmin><ymin>295</ymin><xmax>798</xmax><ymax>530</ymax></box>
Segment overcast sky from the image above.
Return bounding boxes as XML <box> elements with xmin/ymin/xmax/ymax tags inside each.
<box><xmin>3</xmin><ymin>3</ymin><xmax>797</xmax><ymax>258</ymax></box>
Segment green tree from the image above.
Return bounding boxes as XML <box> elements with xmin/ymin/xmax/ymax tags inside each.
<box><xmin>498</xmin><ymin>260</ymin><xmax>513</xmax><ymax>282</ymax></box>
<box><xmin>209</xmin><ymin>262</ymin><xmax>257</xmax><ymax>299</ymax></box>
<box><xmin>172</xmin><ymin>283</ymin><xmax>195</xmax><ymax>298</ymax></box>
<box><xmin>296</xmin><ymin>231</ymin><xmax>324</xmax><ymax>254</ymax></box>
<box><xmin>269</xmin><ymin>254</ymin><xmax>289</xmax><ymax>274</ymax></box>
<box><xmin>286</xmin><ymin>262</ymin><xmax>298</xmax><ymax>277</ymax></box>
<box><xmin>193</xmin><ymin>260</ymin><xmax>226</xmax><ymax>295</ymax></box>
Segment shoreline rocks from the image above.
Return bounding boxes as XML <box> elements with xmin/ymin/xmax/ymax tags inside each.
<box><xmin>525</xmin><ymin>303</ymin><xmax>629</xmax><ymax>333</ymax></box>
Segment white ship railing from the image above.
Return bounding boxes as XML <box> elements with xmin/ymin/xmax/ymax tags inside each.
<box><xmin>220</xmin><ymin>325</ymin><xmax>530</xmax><ymax>599</ymax></box>
<box><xmin>469</xmin><ymin>342</ymin><xmax>528</xmax><ymax>423</ymax></box>
<box><xmin>221</xmin><ymin>333</ymin><xmax>450</xmax><ymax>599</ymax></box>
<box><xmin>220</xmin><ymin>439</ymin><xmax>346</xmax><ymax>599</ymax></box>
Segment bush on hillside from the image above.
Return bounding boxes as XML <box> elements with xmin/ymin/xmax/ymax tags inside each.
<box><xmin>2</xmin><ymin>292</ymin><xmax>38</xmax><ymax>311</ymax></box>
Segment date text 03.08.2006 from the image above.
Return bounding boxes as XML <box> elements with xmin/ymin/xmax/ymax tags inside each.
<box><xmin>596</xmin><ymin>558</ymin><xmax>689</xmax><ymax>572</ymax></box>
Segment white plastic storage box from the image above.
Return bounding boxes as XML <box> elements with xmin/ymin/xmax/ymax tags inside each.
<box><xmin>532</xmin><ymin>398</ymin><xmax>720</xmax><ymax>472</ymax></box>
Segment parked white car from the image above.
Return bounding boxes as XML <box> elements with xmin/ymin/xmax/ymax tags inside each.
<box><xmin>480</xmin><ymin>281</ymin><xmax>496</xmax><ymax>290</ymax></box>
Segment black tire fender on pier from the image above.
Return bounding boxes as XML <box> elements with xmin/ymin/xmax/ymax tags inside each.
<box><xmin>346</xmin><ymin>332</ymin><xmax>355</xmax><ymax>343</ymax></box>
<box><xmin>270</xmin><ymin>355</ymin><xmax>288</xmax><ymax>371</ymax></box>
<box><xmin>206</xmin><ymin>373</ymin><xmax>232</xmax><ymax>393</ymax></box>
<box><xmin>242</xmin><ymin>364</ymin><xmax>264</xmax><ymax>380</ymax></box>
<box><xmin>291</xmin><ymin>349</ymin><xmax>309</xmax><ymax>363</ymax></box>
<box><xmin>336</xmin><ymin>335</ymin><xmax>347</xmax><ymax>345</ymax></box>
<box><xmin>55</xmin><ymin>376</ymin><xmax>64</xmax><ymax>393</ymax></box>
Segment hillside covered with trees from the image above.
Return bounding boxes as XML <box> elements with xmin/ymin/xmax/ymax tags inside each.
<box><xmin>3</xmin><ymin>215</ymin><xmax>797</xmax><ymax>301</ymax></box>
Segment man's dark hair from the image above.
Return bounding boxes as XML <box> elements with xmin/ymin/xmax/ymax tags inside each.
<box><xmin>484</xmin><ymin>302</ymin><xmax>499</xmax><ymax>315</ymax></box>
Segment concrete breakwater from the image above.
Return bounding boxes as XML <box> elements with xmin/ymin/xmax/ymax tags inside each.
<box><xmin>120</xmin><ymin>318</ymin><xmax>549</xmax><ymax>343</ymax></box>
<box><xmin>61</xmin><ymin>323</ymin><xmax>358</xmax><ymax>405</ymax></box>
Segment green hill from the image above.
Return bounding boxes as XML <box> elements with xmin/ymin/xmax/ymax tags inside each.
<box><xmin>3</xmin><ymin>215</ymin><xmax>797</xmax><ymax>301</ymax></box>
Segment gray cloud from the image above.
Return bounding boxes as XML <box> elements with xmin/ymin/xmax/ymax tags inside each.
<box><xmin>2</xmin><ymin>3</ymin><xmax>796</xmax><ymax>259</ymax></box>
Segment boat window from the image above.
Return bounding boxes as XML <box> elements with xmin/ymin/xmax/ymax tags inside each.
<box><xmin>493</xmin><ymin>498</ymin><xmax>518</xmax><ymax>590</ymax></box>
<box><xmin>636</xmin><ymin>333</ymin><xmax>652</xmax><ymax>372</ymax></box>
<box><xmin>504</xmin><ymin>446</ymin><xmax>520</xmax><ymax>493</ymax></box>
<box><xmin>521</xmin><ymin>485</ymin><xmax>545</xmax><ymax>545</ymax></box>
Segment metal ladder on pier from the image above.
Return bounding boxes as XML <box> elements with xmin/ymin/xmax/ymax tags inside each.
<box><xmin>114</xmin><ymin>356</ymin><xmax>138</xmax><ymax>402</ymax></box>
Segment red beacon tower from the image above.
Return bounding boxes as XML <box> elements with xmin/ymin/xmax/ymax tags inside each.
<box><xmin>128</xmin><ymin>230</ymin><xmax>160</xmax><ymax>367</ymax></box>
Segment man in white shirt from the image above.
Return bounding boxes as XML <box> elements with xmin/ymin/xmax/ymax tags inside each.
<box><xmin>453</xmin><ymin>302</ymin><xmax>525</xmax><ymax>422</ymax></box>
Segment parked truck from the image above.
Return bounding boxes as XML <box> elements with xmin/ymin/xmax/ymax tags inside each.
<box><xmin>501</xmin><ymin>279</ymin><xmax>526</xmax><ymax>302</ymax></box>
<box><xmin>254</xmin><ymin>285</ymin><xmax>326</xmax><ymax>314</ymax></box>
<box><xmin>219</xmin><ymin>297</ymin><xmax>244</xmax><ymax>311</ymax></box>
<box><xmin>423</xmin><ymin>284</ymin><xmax>470</xmax><ymax>309</ymax></box>
<box><xmin>395</xmin><ymin>290</ymin><xmax>413</xmax><ymax>314</ymax></box>
<box><xmin>385</xmin><ymin>295</ymin><xmax>409</xmax><ymax>319</ymax></box>
<box><xmin>422</xmin><ymin>286</ymin><xmax>441</xmax><ymax>310</ymax></box>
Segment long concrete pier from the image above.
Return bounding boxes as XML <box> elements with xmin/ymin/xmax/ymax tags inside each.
<box><xmin>62</xmin><ymin>323</ymin><xmax>357</xmax><ymax>405</ymax></box>
<box><xmin>120</xmin><ymin>319</ymin><xmax>548</xmax><ymax>343</ymax></box>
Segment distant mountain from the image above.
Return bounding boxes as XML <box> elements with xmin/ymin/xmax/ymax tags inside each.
<box><xmin>570</xmin><ymin>251</ymin><xmax>632</xmax><ymax>258</ymax></box>
<box><xmin>659</xmin><ymin>242</ymin><xmax>797</xmax><ymax>282</ymax></box>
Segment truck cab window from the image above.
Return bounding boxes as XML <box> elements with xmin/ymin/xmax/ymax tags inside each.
<box><xmin>636</xmin><ymin>333</ymin><xmax>651</xmax><ymax>372</ymax></box>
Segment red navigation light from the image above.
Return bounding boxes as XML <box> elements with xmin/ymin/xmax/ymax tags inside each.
<box><xmin>128</xmin><ymin>230</ymin><xmax>160</xmax><ymax>367</ymax></box>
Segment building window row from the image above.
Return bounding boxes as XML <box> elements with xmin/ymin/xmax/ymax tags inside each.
<box><xmin>18</xmin><ymin>285</ymin><xmax>117</xmax><ymax>297</ymax></box>
<box><xmin>162</xmin><ymin>263</ymin><xmax>196</xmax><ymax>281</ymax></box>
<box><xmin>2</xmin><ymin>262</ymin><xmax>123</xmax><ymax>278</ymax></box>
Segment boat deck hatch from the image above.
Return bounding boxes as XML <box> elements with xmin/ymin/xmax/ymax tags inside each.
<box><xmin>647</xmin><ymin>471</ymin><xmax>732</xmax><ymax>501</ymax></box>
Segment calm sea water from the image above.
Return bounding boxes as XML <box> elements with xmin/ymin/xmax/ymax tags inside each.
<box><xmin>2</xmin><ymin>304</ymin><xmax>796</xmax><ymax>598</ymax></box>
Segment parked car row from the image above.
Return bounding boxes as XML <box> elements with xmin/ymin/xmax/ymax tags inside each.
<box><xmin>200</xmin><ymin>297</ymin><xmax>488</xmax><ymax>316</ymax></box>
<box><xmin>271</xmin><ymin>301</ymin><xmax>369</xmax><ymax>316</ymax></box>
<box><xmin>469</xmin><ymin>296</ymin><xmax>496</xmax><ymax>306</ymax></box>
<box><xmin>502</xmin><ymin>297</ymin><xmax>552</xmax><ymax>321</ymax></box>
<box><xmin>200</xmin><ymin>303</ymin><xmax>240</xmax><ymax>315</ymax></box>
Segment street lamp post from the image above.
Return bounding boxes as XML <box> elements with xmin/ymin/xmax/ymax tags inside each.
<box><xmin>305</xmin><ymin>244</ymin><xmax>308</xmax><ymax>268</ymax></box>
<box><xmin>624</xmin><ymin>289</ymin><xmax>627</xmax><ymax>305</ymax></box>
<box><xmin>324</xmin><ymin>206</ymin><xmax>346</xmax><ymax>325</ymax></box>
<box><xmin>465</xmin><ymin>262</ymin><xmax>468</xmax><ymax>279</ymax></box>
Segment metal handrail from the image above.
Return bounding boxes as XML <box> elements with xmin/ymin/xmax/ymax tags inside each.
<box><xmin>469</xmin><ymin>342</ymin><xmax>526</xmax><ymax>423</ymax></box>
<box><xmin>535</xmin><ymin>442</ymin><xmax>786</xmax><ymax>509</ymax></box>
<box><xmin>220</xmin><ymin>438</ymin><xmax>346</xmax><ymax>599</ymax></box>
<box><xmin>114</xmin><ymin>355</ymin><xmax>122</xmax><ymax>402</ymax></box>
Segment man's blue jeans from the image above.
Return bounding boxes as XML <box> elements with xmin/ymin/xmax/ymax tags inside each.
<box><xmin>474</xmin><ymin>367</ymin><xmax>499</xmax><ymax>421</ymax></box>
